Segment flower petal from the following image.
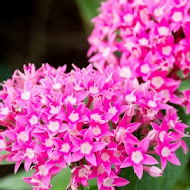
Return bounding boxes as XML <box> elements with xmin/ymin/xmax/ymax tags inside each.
<box><xmin>114</xmin><ymin>177</ymin><xmax>130</xmax><ymax>187</ymax></box>
<box><xmin>133</xmin><ymin>164</ymin><xmax>143</xmax><ymax>179</ymax></box>
<box><xmin>167</xmin><ymin>153</ymin><xmax>180</xmax><ymax>166</ymax></box>
<box><xmin>71</xmin><ymin>152</ymin><xmax>84</xmax><ymax>162</ymax></box>
<box><xmin>85</xmin><ymin>153</ymin><xmax>97</xmax><ymax>166</ymax></box>
<box><xmin>138</xmin><ymin>137</ymin><xmax>149</xmax><ymax>153</ymax></box>
<box><xmin>143</xmin><ymin>154</ymin><xmax>158</xmax><ymax>165</ymax></box>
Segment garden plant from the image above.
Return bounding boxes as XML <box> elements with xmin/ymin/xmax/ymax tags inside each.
<box><xmin>0</xmin><ymin>0</ymin><xmax>190</xmax><ymax>190</ymax></box>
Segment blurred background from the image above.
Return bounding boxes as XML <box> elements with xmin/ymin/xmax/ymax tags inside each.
<box><xmin>0</xmin><ymin>1</ymin><xmax>100</xmax><ymax>189</ymax></box>
<box><xmin>0</xmin><ymin>0</ymin><xmax>101</xmax><ymax>82</ymax></box>
<box><xmin>0</xmin><ymin>1</ymin><xmax>190</xmax><ymax>190</ymax></box>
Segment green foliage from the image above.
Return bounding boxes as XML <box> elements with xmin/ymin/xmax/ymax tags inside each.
<box><xmin>0</xmin><ymin>170</ymin><xmax>33</xmax><ymax>190</ymax></box>
<box><xmin>118</xmin><ymin>106</ymin><xmax>190</xmax><ymax>190</ymax></box>
<box><xmin>179</xmin><ymin>79</ymin><xmax>190</xmax><ymax>91</ymax></box>
<box><xmin>51</xmin><ymin>167</ymin><xmax>71</xmax><ymax>190</ymax></box>
<box><xmin>118</xmin><ymin>148</ymin><xmax>190</xmax><ymax>190</ymax></box>
<box><xmin>75</xmin><ymin>0</ymin><xmax>102</xmax><ymax>34</ymax></box>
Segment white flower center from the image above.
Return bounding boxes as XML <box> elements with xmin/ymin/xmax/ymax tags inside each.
<box><xmin>40</xmin><ymin>95</ymin><xmax>46</xmax><ymax>104</ymax></box>
<box><xmin>162</xmin><ymin>46</ymin><xmax>172</xmax><ymax>56</ymax></box>
<box><xmin>21</xmin><ymin>91</ymin><xmax>31</xmax><ymax>100</ymax></box>
<box><xmin>161</xmin><ymin>89</ymin><xmax>170</xmax><ymax>99</ymax></box>
<box><xmin>148</xmin><ymin>100</ymin><xmax>157</xmax><ymax>108</ymax></box>
<box><xmin>0</xmin><ymin>139</ymin><xmax>6</xmax><ymax>149</ymax></box>
<box><xmin>15</xmin><ymin>105</ymin><xmax>22</xmax><ymax>112</ymax></box>
<box><xmin>18</xmin><ymin>132</ymin><xmax>29</xmax><ymax>142</ymax></box>
<box><xmin>140</xmin><ymin>64</ymin><xmax>150</xmax><ymax>74</ymax></box>
<box><xmin>159</xmin><ymin>131</ymin><xmax>165</xmax><ymax>142</ymax></box>
<box><xmin>39</xmin><ymin>165</ymin><xmax>48</xmax><ymax>176</ymax></box>
<box><xmin>92</xmin><ymin>126</ymin><xmax>101</xmax><ymax>136</ymax></box>
<box><xmin>81</xmin><ymin>142</ymin><xmax>92</xmax><ymax>154</ymax></box>
<box><xmin>74</xmin><ymin>84</ymin><xmax>83</xmax><ymax>91</ymax></box>
<box><xmin>154</xmin><ymin>7</ymin><xmax>164</xmax><ymax>17</ymax></box>
<box><xmin>139</xmin><ymin>38</ymin><xmax>149</xmax><ymax>46</ymax></box>
<box><xmin>161</xmin><ymin>147</ymin><xmax>170</xmax><ymax>157</ymax></box>
<box><xmin>68</xmin><ymin>112</ymin><xmax>79</xmax><ymax>122</ymax></box>
<box><xmin>50</xmin><ymin>105</ymin><xmax>59</xmax><ymax>115</ymax></box>
<box><xmin>108</xmin><ymin>106</ymin><xmax>118</xmax><ymax>115</ymax></box>
<box><xmin>101</xmin><ymin>136</ymin><xmax>111</xmax><ymax>144</ymax></box>
<box><xmin>102</xmin><ymin>47</ymin><xmax>111</xmax><ymax>57</ymax></box>
<box><xmin>114</xmin><ymin>150</ymin><xmax>121</xmax><ymax>158</ymax></box>
<box><xmin>66</xmin><ymin>95</ymin><xmax>77</xmax><ymax>105</ymax></box>
<box><xmin>103</xmin><ymin>178</ymin><xmax>114</xmax><ymax>187</ymax></box>
<box><xmin>52</xmin><ymin>83</ymin><xmax>62</xmax><ymax>90</ymax></box>
<box><xmin>91</xmin><ymin>113</ymin><xmax>102</xmax><ymax>122</ymax></box>
<box><xmin>1</xmin><ymin>107</ymin><xmax>9</xmax><ymax>115</ymax></box>
<box><xmin>78</xmin><ymin>168</ymin><xmax>89</xmax><ymax>178</ymax></box>
<box><xmin>131</xmin><ymin>151</ymin><xmax>143</xmax><ymax>164</ymax></box>
<box><xmin>97</xmin><ymin>165</ymin><xmax>106</xmax><ymax>174</ymax></box>
<box><xmin>48</xmin><ymin>121</ymin><xmax>59</xmax><ymax>132</ymax></box>
<box><xmin>119</xmin><ymin>0</ymin><xmax>126</xmax><ymax>4</ymax></box>
<box><xmin>124</xmin><ymin>14</ymin><xmax>133</xmax><ymax>23</ymax></box>
<box><xmin>134</xmin><ymin>22</ymin><xmax>141</xmax><ymax>33</ymax></box>
<box><xmin>26</xmin><ymin>148</ymin><xmax>35</xmax><ymax>159</ymax></box>
<box><xmin>45</xmin><ymin>139</ymin><xmax>53</xmax><ymax>147</ymax></box>
<box><xmin>158</xmin><ymin>26</ymin><xmax>169</xmax><ymax>36</ymax></box>
<box><xmin>125</xmin><ymin>93</ymin><xmax>136</xmax><ymax>102</ymax></box>
<box><xmin>29</xmin><ymin>115</ymin><xmax>38</xmax><ymax>125</ymax></box>
<box><xmin>60</xmin><ymin>143</ymin><xmax>70</xmax><ymax>153</ymax></box>
<box><xmin>172</xmin><ymin>11</ymin><xmax>183</xmax><ymax>22</ymax></box>
<box><xmin>152</xmin><ymin>76</ymin><xmax>164</xmax><ymax>89</ymax></box>
<box><xmin>124</xmin><ymin>41</ymin><xmax>134</xmax><ymax>51</ymax></box>
<box><xmin>89</xmin><ymin>86</ymin><xmax>99</xmax><ymax>94</ymax></box>
<box><xmin>101</xmin><ymin>152</ymin><xmax>110</xmax><ymax>162</ymax></box>
<box><xmin>186</xmin><ymin>51</ymin><xmax>190</xmax><ymax>62</ymax></box>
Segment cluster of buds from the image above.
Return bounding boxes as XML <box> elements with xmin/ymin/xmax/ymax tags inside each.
<box><xmin>0</xmin><ymin>63</ymin><xmax>189</xmax><ymax>190</ymax></box>
<box><xmin>88</xmin><ymin>0</ymin><xmax>190</xmax><ymax>109</ymax></box>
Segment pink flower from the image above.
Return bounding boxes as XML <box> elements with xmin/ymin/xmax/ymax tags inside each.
<box><xmin>71</xmin><ymin>128</ymin><xmax>106</xmax><ymax>166</ymax></box>
<box><xmin>0</xmin><ymin>62</ymin><xmax>189</xmax><ymax>190</ymax></box>
<box><xmin>122</xmin><ymin>138</ymin><xmax>158</xmax><ymax>179</ymax></box>
<box><xmin>69</xmin><ymin>165</ymin><xmax>91</xmax><ymax>188</ymax></box>
<box><xmin>98</xmin><ymin>172</ymin><xmax>129</xmax><ymax>190</ymax></box>
<box><xmin>143</xmin><ymin>166</ymin><xmax>163</xmax><ymax>177</ymax></box>
<box><xmin>155</xmin><ymin>134</ymin><xmax>181</xmax><ymax>170</ymax></box>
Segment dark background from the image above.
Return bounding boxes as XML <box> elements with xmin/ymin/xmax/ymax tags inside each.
<box><xmin>0</xmin><ymin>0</ymin><xmax>89</xmax><ymax>83</ymax></box>
<box><xmin>0</xmin><ymin>0</ymin><xmax>89</xmax><ymax>177</ymax></box>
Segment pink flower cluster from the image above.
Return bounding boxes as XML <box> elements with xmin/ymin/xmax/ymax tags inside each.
<box><xmin>0</xmin><ymin>63</ymin><xmax>189</xmax><ymax>189</ymax></box>
<box><xmin>88</xmin><ymin>0</ymin><xmax>190</xmax><ymax>108</ymax></box>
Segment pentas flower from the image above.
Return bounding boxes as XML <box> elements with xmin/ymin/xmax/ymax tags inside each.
<box><xmin>71</xmin><ymin>128</ymin><xmax>106</xmax><ymax>166</ymax></box>
<box><xmin>98</xmin><ymin>172</ymin><xmax>129</xmax><ymax>190</ymax></box>
<box><xmin>122</xmin><ymin>138</ymin><xmax>158</xmax><ymax>179</ymax></box>
<box><xmin>155</xmin><ymin>134</ymin><xmax>181</xmax><ymax>170</ymax></box>
<box><xmin>183</xmin><ymin>90</ymin><xmax>190</xmax><ymax>113</ymax></box>
<box><xmin>88</xmin><ymin>0</ymin><xmax>190</xmax><ymax>109</ymax></box>
<box><xmin>70</xmin><ymin>165</ymin><xmax>91</xmax><ymax>188</ymax></box>
<box><xmin>0</xmin><ymin>63</ymin><xmax>189</xmax><ymax>190</ymax></box>
<box><xmin>143</xmin><ymin>166</ymin><xmax>163</xmax><ymax>177</ymax></box>
<box><xmin>0</xmin><ymin>134</ymin><xmax>6</xmax><ymax>151</ymax></box>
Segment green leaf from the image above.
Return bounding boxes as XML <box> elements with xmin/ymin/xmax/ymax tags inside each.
<box><xmin>118</xmin><ymin>106</ymin><xmax>190</xmax><ymax>190</ymax></box>
<box><xmin>83</xmin><ymin>178</ymin><xmax>98</xmax><ymax>190</ymax></box>
<box><xmin>75</xmin><ymin>0</ymin><xmax>102</xmax><ymax>34</ymax></box>
<box><xmin>118</xmin><ymin>145</ymin><xmax>190</xmax><ymax>190</ymax></box>
<box><xmin>0</xmin><ymin>170</ymin><xmax>33</xmax><ymax>190</ymax></box>
<box><xmin>0</xmin><ymin>167</ymin><xmax>71</xmax><ymax>190</ymax></box>
<box><xmin>51</xmin><ymin>167</ymin><xmax>71</xmax><ymax>190</ymax></box>
<box><xmin>179</xmin><ymin>79</ymin><xmax>190</xmax><ymax>91</ymax></box>
<box><xmin>0</xmin><ymin>150</ymin><xmax>13</xmax><ymax>165</ymax></box>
